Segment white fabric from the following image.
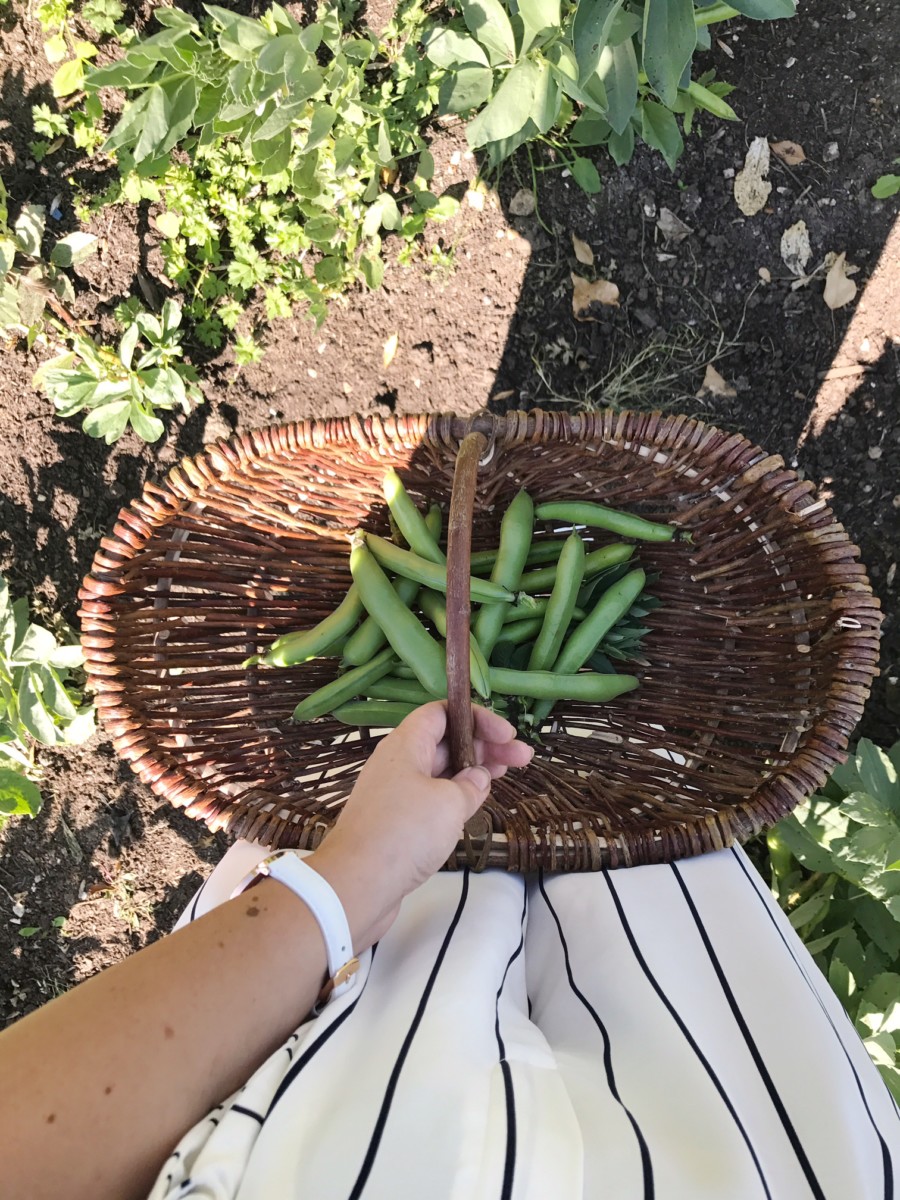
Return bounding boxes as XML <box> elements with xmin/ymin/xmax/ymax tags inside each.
<box><xmin>151</xmin><ymin>842</ymin><xmax>900</xmax><ymax>1200</ymax></box>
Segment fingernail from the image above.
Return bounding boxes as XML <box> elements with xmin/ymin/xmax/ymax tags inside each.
<box><xmin>465</xmin><ymin>765</ymin><xmax>492</xmax><ymax>790</ymax></box>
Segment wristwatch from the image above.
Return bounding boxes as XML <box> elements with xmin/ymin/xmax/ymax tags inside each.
<box><xmin>232</xmin><ymin>850</ymin><xmax>360</xmax><ymax>1011</ymax></box>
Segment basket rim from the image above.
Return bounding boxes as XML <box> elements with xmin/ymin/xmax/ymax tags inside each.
<box><xmin>78</xmin><ymin>408</ymin><xmax>883</xmax><ymax>870</ymax></box>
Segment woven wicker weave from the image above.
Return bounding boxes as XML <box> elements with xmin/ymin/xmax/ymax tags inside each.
<box><xmin>79</xmin><ymin>409</ymin><xmax>881</xmax><ymax>871</ymax></box>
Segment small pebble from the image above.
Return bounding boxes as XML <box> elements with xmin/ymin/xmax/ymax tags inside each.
<box><xmin>868</xmin><ymin>446</ymin><xmax>883</xmax><ymax>460</ymax></box>
<box><xmin>824</xmin><ymin>142</ymin><xmax>840</xmax><ymax>161</ymax></box>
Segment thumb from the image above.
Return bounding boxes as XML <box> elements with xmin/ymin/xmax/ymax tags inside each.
<box><xmin>451</xmin><ymin>764</ymin><xmax>493</xmax><ymax>818</ymax></box>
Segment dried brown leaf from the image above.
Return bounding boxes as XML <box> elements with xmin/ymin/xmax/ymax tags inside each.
<box><xmin>657</xmin><ymin>207</ymin><xmax>693</xmax><ymax>244</ymax></box>
<box><xmin>823</xmin><ymin>252</ymin><xmax>858</xmax><ymax>310</ymax></box>
<box><xmin>734</xmin><ymin>137</ymin><xmax>772</xmax><ymax>216</ymax></box>
<box><xmin>383</xmin><ymin>333</ymin><xmax>399</xmax><ymax>368</ymax></box>
<box><xmin>780</xmin><ymin>219</ymin><xmax>811</xmax><ymax>276</ymax></box>
<box><xmin>571</xmin><ymin>273</ymin><xmax>619</xmax><ymax>319</ymax></box>
<box><xmin>572</xmin><ymin>234</ymin><xmax>594</xmax><ymax>266</ymax></box>
<box><xmin>698</xmin><ymin>363</ymin><xmax>737</xmax><ymax>398</ymax></box>
<box><xmin>509</xmin><ymin>188</ymin><xmax>535</xmax><ymax>217</ymax></box>
<box><xmin>770</xmin><ymin>139</ymin><xmax>806</xmax><ymax>166</ymax></box>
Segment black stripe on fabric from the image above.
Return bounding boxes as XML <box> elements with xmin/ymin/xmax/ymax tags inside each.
<box><xmin>266</xmin><ymin>991</ymin><xmax>363</xmax><ymax>1116</ymax></box>
<box><xmin>539</xmin><ymin>873</ymin><xmax>654</xmax><ymax>1200</ymax></box>
<box><xmin>230</xmin><ymin>1103</ymin><xmax>264</xmax><ymax>1125</ymax></box>
<box><xmin>188</xmin><ymin>875</ymin><xmax>210</xmax><ymax>923</ymax></box>
<box><xmin>671</xmin><ymin>863</ymin><xmax>827</xmax><ymax>1200</ymax></box>
<box><xmin>603</xmin><ymin>871</ymin><xmax>773</xmax><ymax>1200</ymax></box>
<box><xmin>495</xmin><ymin>889</ymin><xmax>527</xmax><ymax>1200</ymax></box>
<box><xmin>731</xmin><ymin>847</ymin><xmax>896</xmax><ymax>1198</ymax></box>
<box><xmin>346</xmin><ymin>869</ymin><xmax>471</xmax><ymax>1200</ymax></box>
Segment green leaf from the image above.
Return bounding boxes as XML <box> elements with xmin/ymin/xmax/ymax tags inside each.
<box><xmin>770</xmin><ymin>813</ymin><xmax>838</xmax><ymax>875</ymax></box>
<box><xmin>598</xmin><ymin>37</ymin><xmax>638</xmax><ymax>135</ymax></box>
<box><xmin>0</xmin><ymin>765</ymin><xmax>41</xmax><ymax>818</ymax></box>
<box><xmin>423</xmin><ymin>27</ymin><xmax>489</xmax><ymax>70</ymax></box>
<box><xmin>14</xmin><ymin>204</ymin><xmax>46</xmax><ymax>257</ymax></box>
<box><xmin>49</xmin><ymin>232</ymin><xmax>99</xmax><ymax>267</ymax></box>
<box><xmin>360</xmin><ymin>253</ymin><xmax>384</xmax><ymax>290</ymax></box>
<box><xmin>133</xmin><ymin>84</ymin><xmax>172</xmax><ymax>163</ymax></box>
<box><xmin>459</xmin><ymin>0</ymin><xmax>517</xmax><ymax>66</ymax></box>
<box><xmin>842</xmin><ymin>790</ymin><xmax>897</xmax><ymax>828</ymax></box>
<box><xmin>607</xmin><ymin>121</ymin><xmax>633</xmax><ymax>164</ymax></box>
<box><xmin>362</xmin><ymin>193</ymin><xmax>401</xmax><ymax>237</ymax></box>
<box><xmin>304</xmin><ymin>103</ymin><xmax>336</xmax><ymax>151</ymax></box>
<box><xmin>857</xmin><ymin>973</ymin><xmax>900</xmax><ymax>1036</ymax></box>
<box><xmin>62</xmin><ymin>707</ymin><xmax>96</xmax><ymax>744</ymax></box>
<box><xmin>467</xmin><ymin>59</ymin><xmax>541</xmax><ymax>149</ymax></box>
<box><xmin>571</xmin><ymin>156</ymin><xmax>602</xmax><ymax>194</ymax></box>
<box><xmin>787</xmin><ymin>877</ymin><xmax>836</xmax><ymax>932</ymax></box>
<box><xmin>439</xmin><ymin>65</ymin><xmax>494</xmax><ymax>115</ymax></box>
<box><xmin>83</xmin><ymin>399</ymin><xmax>132</xmax><ymax>443</ymax></box>
<box><xmin>206</xmin><ymin>5</ymin><xmax>272</xmax><ymax>59</ymax></box>
<box><xmin>517</xmin><ymin>0</ymin><xmax>561</xmax><ymax>53</ymax></box>
<box><xmin>37</xmin><ymin>664</ymin><xmax>77</xmax><ymax>721</ymax></box>
<box><xmin>862</xmin><ymin>1031</ymin><xmax>897</xmax><ymax>1069</ymax></box>
<box><xmin>872</xmin><ymin>175</ymin><xmax>900</xmax><ymax>200</ymax></box>
<box><xmin>155</xmin><ymin>211</ymin><xmax>181</xmax><ymax>239</ymax></box>
<box><xmin>642</xmin><ymin>0</ymin><xmax>696</xmax><ymax>109</ymax></box>
<box><xmin>47</xmin><ymin>644</ymin><xmax>83</xmax><ymax>671</ymax></box>
<box><xmin>19</xmin><ymin>668</ymin><xmax>59</xmax><ymax>744</ymax></box>
<box><xmin>856</xmin><ymin>739</ymin><xmax>900</xmax><ymax>811</ymax></box>
<box><xmin>727</xmin><ymin>0</ymin><xmax>795</xmax><ymax>16</ymax></box>
<box><xmin>12</xmin><ymin>623</ymin><xmax>57</xmax><ymax>666</ymax></box>
<box><xmin>529</xmin><ymin>57</ymin><xmax>561</xmax><ymax>134</ymax></box>
<box><xmin>640</xmin><ymin>100</ymin><xmax>684</xmax><ymax>170</ymax></box>
<box><xmin>257</xmin><ymin>33</ymin><xmax>309</xmax><ymax>77</ymax></box>
<box><xmin>128</xmin><ymin>401</ymin><xmax>165</xmax><ymax>443</ymax></box>
<box><xmin>52</xmin><ymin>58</ymin><xmax>86</xmax><ymax>99</ymax></box>
<box><xmin>572</xmin><ymin>0</ymin><xmax>623</xmax><ymax>83</ymax></box>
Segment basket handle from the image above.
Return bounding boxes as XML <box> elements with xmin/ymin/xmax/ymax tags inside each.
<box><xmin>445</xmin><ymin>429</ymin><xmax>488</xmax><ymax>773</ymax></box>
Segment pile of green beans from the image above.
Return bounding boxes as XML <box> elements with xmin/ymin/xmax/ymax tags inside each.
<box><xmin>261</xmin><ymin>470</ymin><xmax>676</xmax><ymax>736</ymax></box>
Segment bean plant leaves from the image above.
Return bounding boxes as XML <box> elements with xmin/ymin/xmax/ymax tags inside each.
<box><xmin>572</xmin><ymin>0</ymin><xmax>623</xmax><ymax>83</ymax></box>
<box><xmin>598</xmin><ymin>37</ymin><xmax>638</xmax><ymax>135</ymax></box>
<box><xmin>0</xmin><ymin>766</ymin><xmax>41</xmax><ymax>819</ymax></box>
<box><xmin>642</xmin><ymin>0</ymin><xmax>696</xmax><ymax>109</ymax></box>
<box><xmin>856</xmin><ymin>739</ymin><xmax>900</xmax><ymax>810</ymax></box>
<box><xmin>640</xmin><ymin>100</ymin><xmax>683</xmax><ymax>171</ymax></box>
<box><xmin>517</xmin><ymin>0</ymin><xmax>561</xmax><ymax>54</ymax></box>
<box><xmin>18</xmin><ymin>669</ymin><xmax>59</xmax><ymax>745</ymax></box>
<box><xmin>440</xmin><ymin>65</ymin><xmax>494</xmax><ymax>114</ymax></box>
<box><xmin>467</xmin><ymin>59</ymin><xmax>542</xmax><ymax>148</ymax></box>
<box><xmin>14</xmin><ymin>205</ymin><xmax>46</xmax><ymax>257</ymax></box>
<box><xmin>459</xmin><ymin>0</ymin><xmax>516</xmax><ymax>66</ymax></box>
<box><xmin>529</xmin><ymin>57</ymin><xmax>561</xmax><ymax>134</ymax></box>
<box><xmin>423</xmin><ymin>27</ymin><xmax>489</xmax><ymax>70</ymax></box>
<box><xmin>727</xmin><ymin>0</ymin><xmax>796</xmax><ymax>16</ymax></box>
<box><xmin>49</xmin><ymin>232</ymin><xmax>99</xmax><ymax>268</ymax></box>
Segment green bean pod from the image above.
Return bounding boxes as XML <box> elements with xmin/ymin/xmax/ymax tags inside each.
<box><xmin>417</xmin><ymin>589</ymin><xmax>491</xmax><ymax>699</ymax></box>
<box><xmin>473</xmin><ymin>488</ymin><xmax>534</xmax><ymax>660</ymax></box>
<box><xmin>503</xmin><ymin>597</ymin><xmax>586</xmax><ymax>624</ymax></box>
<box><xmin>365</xmin><ymin>677</ymin><xmax>438</xmax><ymax>704</ymax></box>
<box><xmin>383</xmin><ymin>469</ymin><xmax>445</xmax><ymax>564</ymax></box>
<box><xmin>263</xmin><ymin>585</ymin><xmax>365</xmax><ymax>667</ymax></box>
<box><xmin>494</xmin><ymin>617</ymin><xmax>546</xmax><ymax>647</ymax></box>
<box><xmin>488</xmin><ymin>666</ymin><xmax>639</xmax><ymax>702</ymax></box>
<box><xmin>470</xmin><ymin>538</ymin><xmax>569</xmax><ymax>575</ymax></box>
<box><xmin>535</xmin><ymin>501</ymin><xmax>675</xmax><ymax>543</ymax></box>
<box><xmin>366</xmin><ymin>534</ymin><xmax>514</xmax><ymax>604</ymax></box>
<box><xmin>332</xmin><ymin>700</ymin><xmax>418</xmax><ymax>727</ymax></box>
<box><xmin>527</xmin><ymin>533</ymin><xmax>586</xmax><ymax>671</ymax></box>
<box><xmin>531</xmin><ymin>567</ymin><xmax>647</xmax><ymax>726</ymax></box>
<box><xmin>519</xmin><ymin>543</ymin><xmax>633</xmax><ymax>594</ymax></box>
<box><xmin>350</xmin><ymin>540</ymin><xmax>448</xmax><ymax>696</ymax></box>
<box><xmin>343</xmin><ymin>504</ymin><xmax>442</xmax><ymax>667</ymax></box>
<box><xmin>292</xmin><ymin>646</ymin><xmax>397</xmax><ymax>721</ymax></box>
<box><xmin>391</xmin><ymin>664</ymin><xmax>418</xmax><ymax>679</ymax></box>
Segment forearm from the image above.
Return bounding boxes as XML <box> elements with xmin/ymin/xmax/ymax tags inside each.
<box><xmin>0</xmin><ymin>861</ymin><xmax>356</xmax><ymax>1200</ymax></box>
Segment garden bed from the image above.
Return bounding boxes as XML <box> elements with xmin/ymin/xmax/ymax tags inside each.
<box><xmin>0</xmin><ymin>0</ymin><xmax>898</xmax><ymax>1019</ymax></box>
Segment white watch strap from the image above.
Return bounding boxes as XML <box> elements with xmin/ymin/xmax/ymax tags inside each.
<box><xmin>231</xmin><ymin>850</ymin><xmax>359</xmax><ymax>1005</ymax></box>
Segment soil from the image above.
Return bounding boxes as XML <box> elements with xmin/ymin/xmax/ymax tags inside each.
<box><xmin>1</xmin><ymin>0</ymin><xmax>898</xmax><ymax>1021</ymax></box>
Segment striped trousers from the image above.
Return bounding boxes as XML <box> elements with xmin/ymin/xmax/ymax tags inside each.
<box><xmin>150</xmin><ymin>841</ymin><xmax>900</xmax><ymax>1200</ymax></box>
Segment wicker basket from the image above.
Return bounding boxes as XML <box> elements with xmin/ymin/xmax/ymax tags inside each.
<box><xmin>79</xmin><ymin>409</ymin><xmax>881</xmax><ymax>871</ymax></box>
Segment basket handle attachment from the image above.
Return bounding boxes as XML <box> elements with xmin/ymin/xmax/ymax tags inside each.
<box><xmin>446</xmin><ymin>430</ymin><xmax>494</xmax><ymax>869</ymax></box>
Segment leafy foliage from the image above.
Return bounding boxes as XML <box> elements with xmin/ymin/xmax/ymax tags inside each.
<box><xmin>74</xmin><ymin>1</ymin><xmax>455</xmax><ymax>348</ymax></box>
<box><xmin>765</xmin><ymin>738</ymin><xmax>900</xmax><ymax>1101</ymax></box>
<box><xmin>0</xmin><ymin>576</ymin><xmax>95</xmax><ymax>829</ymax></box>
<box><xmin>872</xmin><ymin>162</ymin><xmax>900</xmax><ymax>200</ymax></box>
<box><xmin>425</xmin><ymin>0</ymin><xmax>792</xmax><ymax>187</ymax></box>
<box><xmin>33</xmin><ymin>299</ymin><xmax>203</xmax><ymax>444</ymax></box>
<box><xmin>0</xmin><ymin>176</ymin><xmax>98</xmax><ymax>344</ymax></box>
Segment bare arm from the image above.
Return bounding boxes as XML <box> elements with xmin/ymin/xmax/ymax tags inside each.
<box><xmin>0</xmin><ymin>703</ymin><xmax>532</xmax><ymax>1200</ymax></box>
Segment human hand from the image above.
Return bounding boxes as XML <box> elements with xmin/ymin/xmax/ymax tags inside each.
<box><xmin>308</xmin><ymin>702</ymin><xmax>533</xmax><ymax>952</ymax></box>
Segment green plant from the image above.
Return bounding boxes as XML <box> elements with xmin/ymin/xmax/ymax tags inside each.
<box><xmin>32</xmin><ymin>299</ymin><xmax>203</xmax><ymax>443</ymax></box>
<box><xmin>424</xmin><ymin>0</ymin><xmax>793</xmax><ymax>188</ymax></box>
<box><xmin>0</xmin><ymin>177</ymin><xmax>98</xmax><ymax>344</ymax></box>
<box><xmin>872</xmin><ymin>161</ymin><xmax>900</xmax><ymax>199</ymax></box>
<box><xmin>0</xmin><ymin>575</ymin><xmax>95</xmax><ymax>830</ymax></box>
<box><xmin>71</xmin><ymin>1</ymin><xmax>455</xmax><ymax>351</ymax></box>
<box><xmin>765</xmin><ymin>738</ymin><xmax>900</xmax><ymax>1101</ymax></box>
